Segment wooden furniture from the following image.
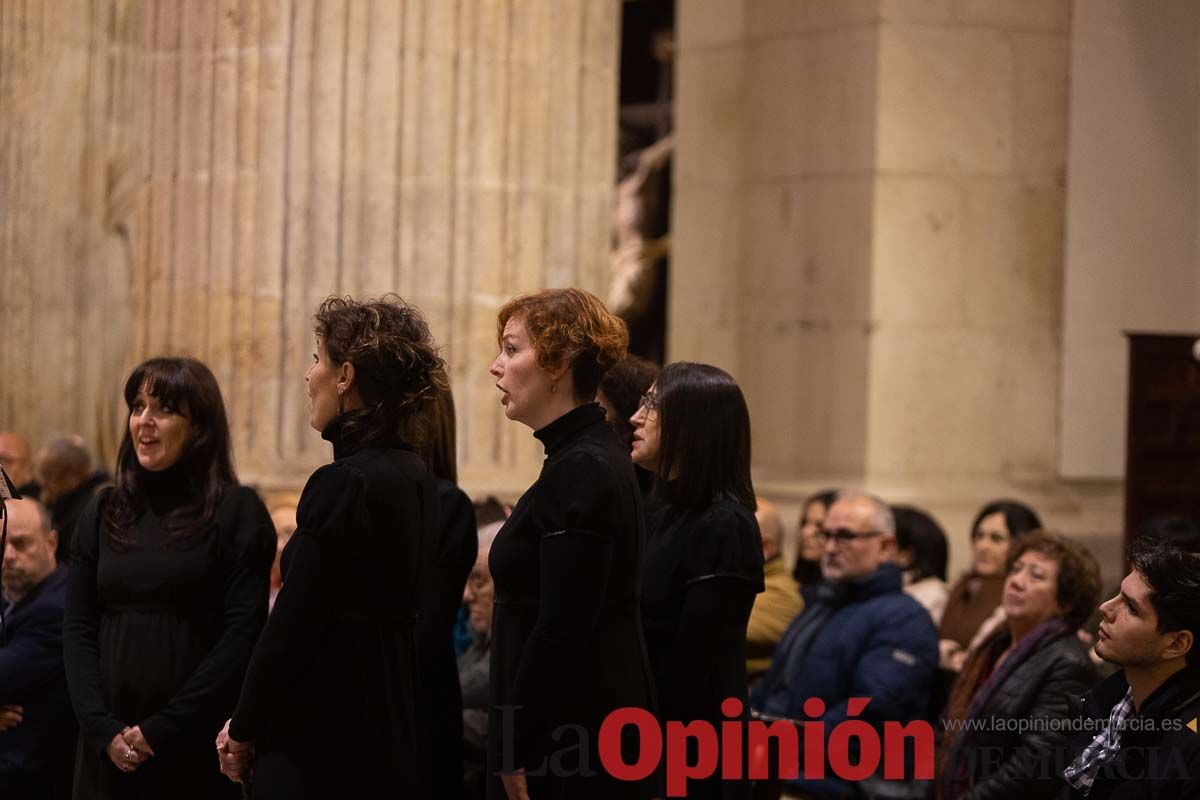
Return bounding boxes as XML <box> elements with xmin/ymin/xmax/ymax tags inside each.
<box><xmin>1124</xmin><ymin>332</ymin><xmax>1200</xmax><ymax>547</ymax></box>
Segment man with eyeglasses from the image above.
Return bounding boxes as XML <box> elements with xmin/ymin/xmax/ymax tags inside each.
<box><xmin>751</xmin><ymin>491</ymin><xmax>939</xmax><ymax>799</ymax></box>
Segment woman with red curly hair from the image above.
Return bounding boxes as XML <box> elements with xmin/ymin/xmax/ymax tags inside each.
<box><xmin>217</xmin><ymin>295</ymin><xmax>446</xmax><ymax>799</ymax></box>
<box><xmin>487</xmin><ymin>288</ymin><xmax>655</xmax><ymax>800</ymax></box>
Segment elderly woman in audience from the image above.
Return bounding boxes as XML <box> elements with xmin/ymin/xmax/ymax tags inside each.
<box><xmin>792</xmin><ymin>488</ymin><xmax>838</xmax><ymax>594</ymax></box>
<box><xmin>939</xmin><ymin>500</ymin><xmax>1042</xmax><ymax>671</ymax></box>
<box><xmin>938</xmin><ymin>532</ymin><xmax>1100</xmax><ymax>800</ymax></box>
<box><xmin>461</xmin><ymin>521</ymin><xmax>503</xmax><ymax>800</ymax></box>
<box><xmin>893</xmin><ymin>505</ymin><xmax>950</xmax><ymax>626</ymax></box>
<box><xmin>632</xmin><ymin>361</ymin><xmax>764</xmax><ymax>799</ymax></box>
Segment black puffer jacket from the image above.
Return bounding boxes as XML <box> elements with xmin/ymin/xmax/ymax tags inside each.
<box><xmin>944</xmin><ymin>629</ymin><xmax>1096</xmax><ymax>799</ymax></box>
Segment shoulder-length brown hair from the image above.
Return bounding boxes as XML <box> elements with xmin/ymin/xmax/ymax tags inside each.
<box><xmin>315</xmin><ymin>295</ymin><xmax>447</xmax><ymax>450</ymax></box>
<box><xmin>496</xmin><ymin>288</ymin><xmax>628</xmax><ymax>401</ymax></box>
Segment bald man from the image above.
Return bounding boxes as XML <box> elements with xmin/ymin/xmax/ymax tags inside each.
<box><xmin>745</xmin><ymin>498</ymin><xmax>803</xmax><ymax>680</ymax></box>
<box><xmin>0</xmin><ymin>434</ymin><xmax>40</xmax><ymax>501</ymax></box>
<box><xmin>1</xmin><ymin>498</ymin><xmax>76</xmax><ymax>799</ymax></box>
<box><xmin>34</xmin><ymin>436</ymin><xmax>110</xmax><ymax>563</ymax></box>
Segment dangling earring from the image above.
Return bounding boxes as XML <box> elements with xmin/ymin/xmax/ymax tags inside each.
<box><xmin>550</xmin><ymin>381</ymin><xmax>558</xmax><ymax>395</ymax></box>
<box><xmin>337</xmin><ymin>389</ymin><xmax>345</xmax><ymax>416</ymax></box>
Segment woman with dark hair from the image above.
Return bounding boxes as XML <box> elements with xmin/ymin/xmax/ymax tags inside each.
<box><xmin>630</xmin><ymin>362</ymin><xmax>765</xmax><ymax>800</ymax></box>
<box><xmin>597</xmin><ymin>354</ymin><xmax>661</xmax><ymax>496</ymax></box>
<box><xmin>938</xmin><ymin>532</ymin><xmax>1099</xmax><ymax>799</ymax></box>
<box><xmin>414</xmin><ymin>380</ymin><xmax>477</xmax><ymax>800</ymax></box>
<box><xmin>792</xmin><ymin>488</ymin><xmax>838</xmax><ymax>591</ymax></box>
<box><xmin>939</xmin><ymin>499</ymin><xmax>1042</xmax><ymax>670</ymax></box>
<box><xmin>893</xmin><ymin>505</ymin><xmax>950</xmax><ymax>625</ymax></box>
<box><xmin>63</xmin><ymin>357</ymin><xmax>275</xmax><ymax>799</ymax></box>
<box><xmin>216</xmin><ymin>295</ymin><xmax>446</xmax><ymax>799</ymax></box>
<box><xmin>487</xmin><ymin>288</ymin><xmax>654</xmax><ymax>800</ymax></box>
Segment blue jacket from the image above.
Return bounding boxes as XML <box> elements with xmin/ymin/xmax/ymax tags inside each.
<box><xmin>0</xmin><ymin>565</ymin><xmax>76</xmax><ymax>777</ymax></box>
<box><xmin>752</xmin><ymin>563</ymin><xmax>939</xmax><ymax>797</ymax></box>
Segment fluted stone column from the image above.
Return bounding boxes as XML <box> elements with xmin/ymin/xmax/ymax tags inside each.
<box><xmin>0</xmin><ymin>0</ymin><xmax>619</xmax><ymax>496</ymax></box>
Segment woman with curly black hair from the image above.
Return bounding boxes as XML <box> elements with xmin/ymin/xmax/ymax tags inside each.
<box><xmin>217</xmin><ymin>295</ymin><xmax>446</xmax><ymax>799</ymax></box>
<box><xmin>64</xmin><ymin>357</ymin><xmax>275</xmax><ymax>799</ymax></box>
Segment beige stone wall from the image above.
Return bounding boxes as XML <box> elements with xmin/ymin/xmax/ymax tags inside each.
<box><xmin>675</xmin><ymin>0</ymin><xmax>1125</xmax><ymax>583</ymax></box>
<box><xmin>1060</xmin><ymin>0</ymin><xmax>1200</xmax><ymax>480</ymax></box>
<box><xmin>0</xmin><ymin>0</ymin><xmax>619</xmax><ymax>498</ymax></box>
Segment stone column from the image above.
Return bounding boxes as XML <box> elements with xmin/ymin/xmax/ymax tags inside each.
<box><xmin>674</xmin><ymin>0</ymin><xmax>1119</xmax><ymax>578</ymax></box>
<box><xmin>0</xmin><ymin>0</ymin><xmax>619</xmax><ymax>496</ymax></box>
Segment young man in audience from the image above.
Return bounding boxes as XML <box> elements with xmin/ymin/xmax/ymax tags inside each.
<box><xmin>1062</xmin><ymin>535</ymin><xmax>1200</xmax><ymax>798</ymax></box>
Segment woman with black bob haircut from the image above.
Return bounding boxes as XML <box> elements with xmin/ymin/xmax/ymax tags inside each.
<box><xmin>630</xmin><ymin>362</ymin><xmax>765</xmax><ymax>800</ymax></box>
<box><xmin>64</xmin><ymin>357</ymin><xmax>275</xmax><ymax>799</ymax></box>
<box><xmin>216</xmin><ymin>295</ymin><xmax>446</xmax><ymax>799</ymax></box>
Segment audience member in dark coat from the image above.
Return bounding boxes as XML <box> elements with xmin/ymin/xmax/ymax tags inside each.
<box><xmin>486</xmin><ymin>289</ymin><xmax>655</xmax><ymax>800</ymax></box>
<box><xmin>939</xmin><ymin>532</ymin><xmax>1100</xmax><ymax>800</ymax></box>
<box><xmin>35</xmin><ymin>437</ymin><xmax>111</xmax><ymax>563</ymax></box>
<box><xmin>1</xmin><ymin>499</ymin><xmax>76</xmax><ymax>800</ymax></box>
<box><xmin>632</xmin><ymin>362</ymin><xmax>764</xmax><ymax>800</ymax></box>
<box><xmin>219</xmin><ymin>296</ymin><xmax>446</xmax><ymax>800</ymax></box>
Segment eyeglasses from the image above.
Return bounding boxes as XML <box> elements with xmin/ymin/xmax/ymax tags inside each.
<box><xmin>816</xmin><ymin>527</ymin><xmax>884</xmax><ymax>545</ymax></box>
<box><xmin>638</xmin><ymin>392</ymin><xmax>660</xmax><ymax>413</ymax></box>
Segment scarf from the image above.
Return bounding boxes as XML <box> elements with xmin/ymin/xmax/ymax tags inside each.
<box><xmin>940</xmin><ymin>618</ymin><xmax>1071</xmax><ymax>799</ymax></box>
<box><xmin>1062</xmin><ymin>688</ymin><xmax>1133</xmax><ymax>795</ymax></box>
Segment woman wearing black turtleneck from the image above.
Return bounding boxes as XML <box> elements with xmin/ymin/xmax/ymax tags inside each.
<box><xmin>215</xmin><ymin>296</ymin><xmax>445</xmax><ymax>799</ymax></box>
<box><xmin>64</xmin><ymin>357</ymin><xmax>275</xmax><ymax>799</ymax></box>
<box><xmin>630</xmin><ymin>362</ymin><xmax>764</xmax><ymax>800</ymax></box>
<box><xmin>487</xmin><ymin>289</ymin><xmax>655</xmax><ymax>800</ymax></box>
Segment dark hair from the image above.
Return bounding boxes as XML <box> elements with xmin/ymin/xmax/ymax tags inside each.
<box><xmin>315</xmin><ymin>295</ymin><xmax>447</xmax><ymax>450</ymax></box>
<box><xmin>416</xmin><ymin>376</ymin><xmax>457</xmax><ymax>483</ymax></box>
<box><xmin>971</xmin><ymin>499</ymin><xmax>1042</xmax><ymax>541</ymax></box>
<box><xmin>793</xmin><ymin>488</ymin><xmax>840</xmax><ymax>585</ymax></box>
<box><xmin>1135</xmin><ymin>514</ymin><xmax>1200</xmax><ymax>549</ymax></box>
<box><xmin>1130</xmin><ymin>536</ymin><xmax>1200</xmax><ymax>666</ymax></box>
<box><xmin>892</xmin><ymin>505</ymin><xmax>949</xmax><ymax>582</ymax></box>
<box><xmin>474</xmin><ymin>496</ymin><xmax>508</xmax><ymax>528</ymax></box>
<box><xmin>105</xmin><ymin>357</ymin><xmax>236</xmax><ymax>547</ymax></box>
<box><xmin>598</xmin><ymin>355</ymin><xmax>660</xmax><ymax>448</ymax></box>
<box><xmin>1007</xmin><ymin>532</ymin><xmax>1102</xmax><ymax>629</ymax></box>
<box><xmin>496</xmin><ymin>289</ymin><xmax>629</xmax><ymax>401</ymax></box>
<box><xmin>654</xmin><ymin>362</ymin><xmax>755</xmax><ymax>512</ymax></box>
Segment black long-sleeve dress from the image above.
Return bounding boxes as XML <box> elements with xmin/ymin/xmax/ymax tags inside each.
<box><xmin>416</xmin><ymin>478</ymin><xmax>477</xmax><ymax>800</ymax></box>
<box><xmin>228</xmin><ymin>419</ymin><xmax>436</xmax><ymax>799</ymax></box>
<box><xmin>641</xmin><ymin>496</ymin><xmax>764</xmax><ymax>800</ymax></box>
<box><xmin>63</xmin><ymin>468</ymin><xmax>275</xmax><ymax>800</ymax></box>
<box><xmin>487</xmin><ymin>403</ymin><xmax>656</xmax><ymax>800</ymax></box>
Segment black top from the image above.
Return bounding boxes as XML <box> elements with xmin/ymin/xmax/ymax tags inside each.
<box><xmin>1065</xmin><ymin>665</ymin><xmax>1200</xmax><ymax>800</ymax></box>
<box><xmin>63</xmin><ymin>468</ymin><xmax>274</xmax><ymax>800</ymax></box>
<box><xmin>416</xmin><ymin>478</ymin><xmax>477</xmax><ymax>800</ymax></box>
<box><xmin>487</xmin><ymin>403</ymin><xmax>655</xmax><ymax>800</ymax></box>
<box><xmin>641</xmin><ymin>496</ymin><xmax>764</xmax><ymax>800</ymax></box>
<box><xmin>229</xmin><ymin>418</ymin><xmax>437</xmax><ymax>799</ymax></box>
